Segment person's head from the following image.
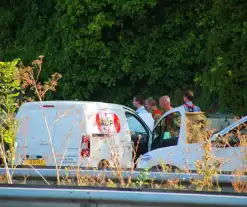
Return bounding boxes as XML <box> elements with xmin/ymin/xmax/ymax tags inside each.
<box><xmin>184</xmin><ymin>90</ymin><xmax>194</xmax><ymax>103</ymax></box>
<box><xmin>133</xmin><ymin>95</ymin><xmax>144</xmax><ymax>108</ymax></box>
<box><xmin>159</xmin><ymin>95</ymin><xmax>171</xmax><ymax>112</ymax></box>
<box><xmin>145</xmin><ymin>97</ymin><xmax>156</xmax><ymax>111</ymax></box>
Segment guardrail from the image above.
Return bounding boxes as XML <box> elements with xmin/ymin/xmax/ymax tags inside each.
<box><xmin>1</xmin><ymin>168</ymin><xmax>246</xmax><ymax>183</ymax></box>
<box><xmin>1</xmin><ymin>185</ymin><xmax>247</xmax><ymax>207</ymax></box>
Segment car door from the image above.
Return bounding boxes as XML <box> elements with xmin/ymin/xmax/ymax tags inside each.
<box><xmin>82</xmin><ymin>103</ymin><xmax>133</xmax><ymax>169</ymax></box>
<box><xmin>53</xmin><ymin>104</ymin><xmax>83</xmax><ymax>166</ymax></box>
<box><xmin>212</xmin><ymin>119</ymin><xmax>247</xmax><ymax>172</ymax></box>
<box><xmin>15</xmin><ymin>103</ymin><xmax>58</xmax><ymax>166</ymax></box>
<box><xmin>151</xmin><ymin>110</ymin><xmax>183</xmax><ymax>151</ymax></box>
<box><xmin>124</xmin><ymin>109</ymin><xmax>152</xmax><ymax>161</ymax></box>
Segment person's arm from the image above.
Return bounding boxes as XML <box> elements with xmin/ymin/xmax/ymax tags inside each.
<box><xmin>170</xmin><ymin>113</ymin><xmax>181</xmax><ymax>137</ymax></box>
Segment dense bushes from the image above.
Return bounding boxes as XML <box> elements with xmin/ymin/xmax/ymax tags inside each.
<box><xmin>0</xmin><ymin>60</ymin><xmax>20</xmax><ymax>166</ymax></box>
<box><xmin>0</xmin><ymin>0</ymin><xmax>247</xmax><ymax>114</ymax></box>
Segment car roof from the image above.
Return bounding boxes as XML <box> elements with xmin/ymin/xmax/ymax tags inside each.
<box><xmin>20</xmin><ymin>101</ymin><xmax>135</xmax><ymax>113</ymax></box>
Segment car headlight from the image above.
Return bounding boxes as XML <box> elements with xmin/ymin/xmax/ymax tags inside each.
<box><xmin>137</xmin><ymin>154</ymin><xmax>152</xmax><ymax>166</ymax></box>
<box><xmin>140</xmin><ymin>154</ymin><xmax>152</xmax><ymax>161</ymax></box>
<box><xmin>137</xmin><ymin>155</ymin><xmax>152</xmax><ymax>168</ymax></box>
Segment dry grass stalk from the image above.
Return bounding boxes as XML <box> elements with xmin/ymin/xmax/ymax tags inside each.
<box><xmin>0</xmin><ymin>144</ymin><xmax>12</xmax><ymax>184</ymax></box>
<box><xmin>17</xmin><ymin>55</ymin><xmax>62</xmax><ymax>184</ymax></box>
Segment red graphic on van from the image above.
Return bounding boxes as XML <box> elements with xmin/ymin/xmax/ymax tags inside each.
<box><xmin>96</xmin><ymin>112</ymin><xmax>120</xmax><ymax>133</ymax></box>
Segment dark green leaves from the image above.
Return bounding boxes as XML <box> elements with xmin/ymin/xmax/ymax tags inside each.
<box><xmin>1</xmin><ymin>0</ymin><xmax>247</xmax><ymax>114</ymax></box>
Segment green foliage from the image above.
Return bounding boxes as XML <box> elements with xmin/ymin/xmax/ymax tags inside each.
<box><xmin>0</xmin><ymin>0</ymin><xmax>246</xmax><ymax>114</ymax></box>
<box><xmin>136</xmin><ymin>168</ymin><xmax>150</xmax><ymax>187</ymax></box>
<box><xmin>0</xmin><ymin>59</ymin><xmax>20</xmax><ymax>164</ymax></box>
<box><xmin>195</xmin><ymin>0</ymin><xmax>247</xmax><ymax>115</ymax></box>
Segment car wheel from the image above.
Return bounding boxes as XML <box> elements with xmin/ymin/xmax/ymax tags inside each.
<box><xmin>98</xmin><ymin>159</ymin><xmax>110</xmax><ymax>170</ymax></box>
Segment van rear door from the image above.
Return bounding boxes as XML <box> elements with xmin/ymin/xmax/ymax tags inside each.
<box><xmin>15</xmin><ymin>103</ymin><xmax>58</xmax><ymax>166</ymax></box>
<box><xmin>52</xmin><ymin>103</ymin><xmax>84</xmax><ymax>166</ymax></box>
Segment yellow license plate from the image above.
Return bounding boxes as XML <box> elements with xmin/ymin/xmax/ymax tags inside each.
<box><xmin>23</xmin><ymin>159</ymin><xmax>46</xmax><ymax>166</ymax></box>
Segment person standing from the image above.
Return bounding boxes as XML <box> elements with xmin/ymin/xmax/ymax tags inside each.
<box><xmin>133</xmin><ymin>95</ymin><xmax>148</xmax><ymax>114</ymax></box>
<box><xmin>183</xmin><ymin>90</ymin><xmax>201</xmax><ymax>112</ymax></box>
<box><xmin>133</xmin><ymin>95</ymin><xmax>154</xmax><ymax>130</ymax></box>
<box><xmin>145</xmin><ymin>97</ymin><xmax>162</xmax><ymax>124</ymax></box>
<box><xmin>159</xmin><ymin>95</ymin><xmax>173</xmax><ymax>112</ymax></box>
<box><xmin>159</xmin><ymin>95</ymin><xmax>180</xmax><ymax>137</ymax></box>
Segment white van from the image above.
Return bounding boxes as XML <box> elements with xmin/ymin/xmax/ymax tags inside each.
<box><xmin>14</xmin><ymin>101</ymin><xmax>153</xmax><ymax>168</ymax></box>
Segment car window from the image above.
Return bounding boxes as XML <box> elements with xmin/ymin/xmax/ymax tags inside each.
<box><xmin>153</xmin><ymin>112</ymin><xmax>181</xmax><ymax>140</ymax></box>
<box><xmin>126</xmin><ymin>113</ymin><xmax>147</xmax><ymax>134</ymax></box>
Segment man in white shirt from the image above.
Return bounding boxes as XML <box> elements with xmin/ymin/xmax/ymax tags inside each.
<box><xmin>133</xmin><ymin>95</ymin><xmax>154</xmax><ymax>130</ymax></box>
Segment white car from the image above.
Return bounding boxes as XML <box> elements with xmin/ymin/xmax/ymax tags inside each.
<box><xmin>136</xmin><ymin>107</ymin><xmax>247</xmax><ymax>172</ymax></box>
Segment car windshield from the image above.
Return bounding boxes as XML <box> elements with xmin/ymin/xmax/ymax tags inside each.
<box><xmin>218</xmin><ymin>116</ymin><xmax>247</xmax><ymax>136</ymax></box>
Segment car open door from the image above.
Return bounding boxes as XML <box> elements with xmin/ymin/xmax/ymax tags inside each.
<box><xmin>124</xmin><ymin>108</ymin><xmax>152</xmax><ymax>161</ymax></box>
<box><xmin>150</xmin><ymin>107</ymin><xmax>186</xmax><ymax>151</ymax></box>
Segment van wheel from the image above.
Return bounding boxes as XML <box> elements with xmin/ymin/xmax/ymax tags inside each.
<box><xmin>150</xmin><ymin>165</ymin><xmax>180</xmax><ymax>172</ymax></box>
<box><xmin>98</xmin><ymin>159</ymin><xmax>110</xmax><ymax>170</ymax></box>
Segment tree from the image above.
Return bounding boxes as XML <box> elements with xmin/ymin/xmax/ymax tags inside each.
<box><xmin>0</xmin><ymin>59</ymin><xmax>20</xmax><ymax>167</ymax></box>
<box><xmin>0</xmin><ymin>0</ymin><xmax>246</xmax><ymax>115</ymax></box>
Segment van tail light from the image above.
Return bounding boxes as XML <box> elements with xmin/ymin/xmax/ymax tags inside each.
<box><xmin>81</xmin><ymin>136</ymin><xmax>90</xmax><ymax>157</ymax></box>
